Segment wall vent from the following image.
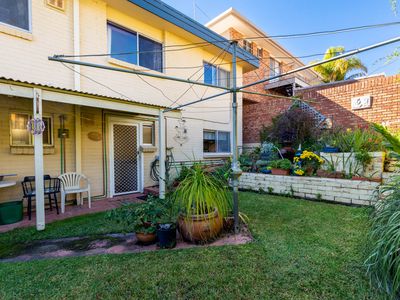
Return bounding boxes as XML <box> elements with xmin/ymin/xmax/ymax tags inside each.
<box><xmin>47</xmin><ymin>0</ymin><xmax>65</xmax><ymax>11</ymax></box>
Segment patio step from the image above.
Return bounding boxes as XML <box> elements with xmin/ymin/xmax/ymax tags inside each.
<box><xmin>143</xmin><ymin>186</ymin><xmax>159</xmax><ymax>197</ymax></box>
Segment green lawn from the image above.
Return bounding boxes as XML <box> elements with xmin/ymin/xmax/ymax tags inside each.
<box><xmin>0</xmin><ymin>192</ymin><xmax>382</xmax><ymax>299</ymax></box>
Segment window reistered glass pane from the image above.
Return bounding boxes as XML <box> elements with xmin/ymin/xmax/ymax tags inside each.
<box><xmin>143</xmin><ymin>125</ymin><xmax>153</xmax><ymax>145</ymax></box>
<box><xmin>139</xmin><ymin>35</ymin><xmax>163</xmax><ymax>72</ymax></box>
<box><xmin>217</xmin><ymin>131</ymin><xmax>230</xmax><ymax>152</ymax></box>
<box><xmin>0</xmin><ymin>0</ymin><xmax>30</xmax><ymax>30</ymax></box>
<box><xmin>10</xmin><ymin>113</ymin><xmax>30</xmax><ymax>145</ymax></box>
<box><xmin>109</xmin><ymin>24</ymin><xmax>138</xmax><ymax>65</ymax></box>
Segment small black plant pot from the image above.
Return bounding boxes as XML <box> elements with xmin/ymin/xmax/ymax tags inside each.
<box><xmin>156</xmin><ymin>223</ymin><xmax>177</xmax><ymax>249</ymax></box>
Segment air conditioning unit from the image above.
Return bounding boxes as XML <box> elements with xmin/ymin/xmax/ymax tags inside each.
<box><xmin>47</xmin><ymin>0</ymin><xmax>65</xmax><ymax>11</ymax></box>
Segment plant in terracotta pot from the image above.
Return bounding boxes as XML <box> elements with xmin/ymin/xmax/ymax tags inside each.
<box><xmin>107</xmin><ymin>199</ymin><xmax>161</xmax><ymax>245</ymax></box>
<box><xmin>269</xmin><ymin>159</ymin><xmax>292</xmax><ymax>175</ymax></box>
<box><xmin>173</xmin><ymin>163</ymin><xmax>229</xmax><ymax>243</ymax></box>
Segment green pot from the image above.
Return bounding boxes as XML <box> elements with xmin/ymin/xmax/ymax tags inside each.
<box><xmin>0</xmin><ymin>201</ymin><xmax>23</xmax><ymax>225</ymax></box>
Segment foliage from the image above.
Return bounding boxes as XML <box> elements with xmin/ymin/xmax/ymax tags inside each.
<box><xmin>269</xmin><ymin>159</ymin><xmax>292</xmax><ymax>170</ymax></box>
<box><xmin>260</xmin><ymin>142</ymin><xmax>278</xmax><ymax>161</ymax></box>
<box><xmin>260</xmin><ymin>107</ymin><xmax>318</xmax><ymax>148</ymax></box>
<box><xmin>373</xmin><ymin>123</ymin><xmax>400</xmax><ymax>159</ymax></box>
<box><xmin>355</xmin><ymin>150</ymin><xmax>373</xmax><ymax>170</ymax></box>
<box><xmin>294</xmin><ymin>150</ymin><xmax>324</xmax><ymax>174</ymax></box>
<box><xmin>173</xmin><ymin>163</ymin><xmax>230</xmax><ymax>219</ymax></box>
<box><xmin>107</xmin><ymin>196</ymin><xmax>163</xmax><ymax>233</ymax></box>
<box><xmin>365</xmin><ymin>174</ymin><xmax>400</xmax><ymax>298</ymax></box>
<box><xmin>312</xmin><ymin>46</ymin><xmax>367</xmax><ymax>83</ymax></box>
<box><xmin>0</xmin><ymin>192</ymin><xmax>383</xmax><ymax>299</ymax></box>
<box><xmin>175</xmin><ymin>165</ymin><xmax>190</xmax><ymax>183</ymax></box>
<box><xmin>333</xmin><ymin>127</ymin><xmax>383</xmax><ymax>153</ymax></box>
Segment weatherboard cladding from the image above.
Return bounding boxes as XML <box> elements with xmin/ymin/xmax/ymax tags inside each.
<box><xmin>127</xmin><ymin>0</ymin><xmax>259</xmax><ymax>68</ymax></box>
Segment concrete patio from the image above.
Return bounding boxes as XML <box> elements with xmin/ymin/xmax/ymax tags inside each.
<box><xmin>0</xmin><ymin>193</ymin><xmax>145</xmax><ymax>234</ymax></box>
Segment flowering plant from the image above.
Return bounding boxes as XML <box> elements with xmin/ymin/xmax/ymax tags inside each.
<box><xmin>294</xmin><ymin>150</ymin><xmax>324</xmax><ymax>175</ymax></box>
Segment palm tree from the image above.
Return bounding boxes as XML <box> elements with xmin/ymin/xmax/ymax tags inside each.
<box><xmin>312</xmin><ymin>46</ymin><xmax>367</xmax><ymax>83</ymax></box>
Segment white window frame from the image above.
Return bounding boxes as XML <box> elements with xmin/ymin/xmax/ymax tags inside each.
<box><xmin>142</xmin><ymin>123</ymin><xmax>155</xmax><ymax>146</ymax></box>
<box><xmin>203</xmin><ymin>61</ymin><xmax>231</xmax><ymax>88</ymax></box>
<box><xmin>269</xmin><ymin>57</ymin><xmax>281</xmax><ymax>83</ymax></box>
<box><xmin>9</xmin><ymin>112</ymin><xmax>54</xmax><ymax>147</ymax></box>
<box><xmin>0</xmin><ymin>0</ymin><xmax>32</xmax><ymax>33</ymax></box>
<box><xmin>242</xmin><ymin>40</ymin><xmax>252</xmax><ymax>53</ymax></box>
<box><xmin>203</xmin><ymin>129</ymin><xmax>231</xmax><ymax>155</ymax></box>
<box><xmin>107</xmin><ymin>22</ymin><xmax>164</xmax><ymax>73</ymax></box>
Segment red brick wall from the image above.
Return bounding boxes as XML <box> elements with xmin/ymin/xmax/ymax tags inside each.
<box><xmin>227</xmin><ymin>28</ymin><xmax>295</xmax><ymax>144</ymax></box>
<box><xmin>296</xmin><ymin>74</ymin><xmax>400</xmax><ymax>129</ymax></box>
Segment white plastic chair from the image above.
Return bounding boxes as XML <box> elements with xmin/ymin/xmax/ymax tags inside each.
<box><xmin>58</xmin><ymin>172</ymin><xmax>91</xmax><ymax>213</ymax></box>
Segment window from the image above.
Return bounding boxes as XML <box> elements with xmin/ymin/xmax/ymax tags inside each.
<box><xmin>257</xmin><ymin>47</ymin><xmax>263</xmax><ymax>58</ymax></box>
<box><xmin>0</xmin><ymin>0</ymin><xmax>30</xmax><ymax>31</ymax></box>
<box><xmin>203</xmin><ymin>130</ymin><xmax>231</xmax><ymax>153</ymax></box>
<box><xmin>46</xmin><ymin>0</ymin><xmax>65</xmax><ymax>11</ymax></box>
<box><xmin>108</xmin><ymin>23</ymin><xmax>163</xmax><ymax>72</ymax></box>
<box><xmin>10</xmin><ymin>113</ymin><xmax>53</xmax><ymax>146</ymax></box>
<box><xmin>242</xmin><ymin>40</ymin><xmax>252</xmax><ymax>54</ymax></box>
<box><xmin>203</xmin><ymin>62</ymin><xmax>230</xmax><ymax>88</ymax></box>
<box><xmin>269</xmin><ymin>58</ymin><xmax>281</xmax><ymax>83</ymax></box>
<box><xmin>142</xmin><ymin>124</ymin><xmax>154</xmax><ymax>145</ymax></box>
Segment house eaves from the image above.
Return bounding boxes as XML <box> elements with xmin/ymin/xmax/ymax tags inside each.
<box><xmin>127</xmin><ymin>0</ymin><xmax>259</xmax><ymax>69</ymax></box>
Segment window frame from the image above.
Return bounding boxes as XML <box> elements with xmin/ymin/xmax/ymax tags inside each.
<box><xmin>0</xmin><ymin>0</ymin><xmax>32</xmax><ymax>32</ymax></box>
<box><xmin>269</xmin><ymin>57</ymin><xmax>282</xmax><ymax>83</ymax></box>
<box><xmin>9</xmin><ymin>112</ymin><xmax>54</xmax><ymax>147</ymax></box>
<box><xmin>203</xmin><ymin>129</ymin><xmax>231</xmax><ymax>155</ymax></box>
<box><xmin>203</xmin><ymin>61</ymin><xmax>231</xmax><ymax>88</ymax></box>
<box><xmin>242</xmin><ymin>40</ymin><xmax>253</xmax><ymax>54</ymax></box>
<box><xmin>142</xmin><ymin>123</ymin><xmax>155</xmax><ymax>146</ymax></box>
<box><xmin>107</xmin><ymin>22</ymin><xmax>164</xmax><ymax>73</ymax></box>
<box><xmin>257</xmin><ymin>47</ymin><xmax>263</xmax><ymax>58</ymax></box>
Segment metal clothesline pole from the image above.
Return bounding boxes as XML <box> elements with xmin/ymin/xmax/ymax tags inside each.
<box><xmin>48</xmin><ymin>56</ymin><xmax>231</xmax><ymax>91</ymax></box>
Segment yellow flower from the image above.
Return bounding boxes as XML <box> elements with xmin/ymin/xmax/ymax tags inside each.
<box><xmin>294</xmin><ymin>169</ymin><xmax>304</xmax><ymax>176</ymax></box>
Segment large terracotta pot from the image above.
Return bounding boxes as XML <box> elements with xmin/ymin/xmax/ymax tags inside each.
<box><xmin>178</xmin><ymin>209</ymin><xmax>223</xmax><ymax>242</ymax></box>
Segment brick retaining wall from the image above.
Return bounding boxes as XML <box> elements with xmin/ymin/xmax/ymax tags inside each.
<box><xmin>239</xmin><ymin>172</ymin><xmax>379</xmax><ymax>206</ymax></box>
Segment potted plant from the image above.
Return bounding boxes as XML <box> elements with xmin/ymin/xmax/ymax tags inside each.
<box><xmin>269</xmin><ymin>159</ymin><xmax>292</xmax><ymax>175</ymax></box>
<box><xmin>173</xmin><ymin>163</ymin><xmax>229</xmax><ymax>243</ymax></box>
<box><xmin>107</xmin><ymin>199</ymin><xmax>161</xmax><ymax>245</ymax></box>
<box><xmin>155</xmin><ymin>195</ymin><xmax>177</xmax><ymax>249</ymax></box>
<box><xmin>294</xmin><ymin>150</ymin><xmax>324</xmax><ymax>176</ymax></box>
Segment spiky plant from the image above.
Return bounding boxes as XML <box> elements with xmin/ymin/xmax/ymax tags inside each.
<box><xmin>173</xmin><ymin>163</ymin><xmax>229</xmax><ymax>220</ymax></box>
<box><xmin>365</xmin><ymin>174</ymin><xmax>400</xmax><ymax>298</ymax></box>
<box><xmin>312</xmin><ymin>46</ymin><xmax>367</xmax><ymax>83</ymax></box>
<box><xmin>373</xmin><ymin>123</ymin><xmax>400</xmax><ymax>159</ymax></box>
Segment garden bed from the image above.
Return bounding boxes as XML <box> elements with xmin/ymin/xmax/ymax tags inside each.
<box><xmin>239</xmin><ymin>172</ymin><xmax>380</xmax><ymax>206</ymax></box>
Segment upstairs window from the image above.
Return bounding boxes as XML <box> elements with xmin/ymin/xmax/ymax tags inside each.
<box><xmin>108</xmin><ymin>23</ymin><xmax>163</xmax><ymax>72</ymax></box>
<box><xmin>257</xmin><ymin>47</ymin><xmax>263</xmax><ymax>58</ymax></box>
<box><xmin>0</xmin><ymin>0</ymin><xmax>30</xmax><ymax>31</ymax></box>
<box><xmin>269</xmin><ymin>58</ymin><xmax>281</xmax><ymax>83</ymax></box>
<box><xmin>203</xmin><ymin>130</ymin><xmax>231</xmax><ymax>153</ymax></box>
<box><xmin>203</xmin><ymin>62</ymin><xmax>230</xmax><ymax>88</ymax></box>
<box><xmin>242</xmin><ymin>40</ymin><xmax>252</xmax><ymax>54</ymax></box>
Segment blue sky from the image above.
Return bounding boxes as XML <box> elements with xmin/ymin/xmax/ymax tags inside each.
<box><xmin>164</xmin><ymin>0</ymin><xmax>400</xmax><ymax>76</ymax></box>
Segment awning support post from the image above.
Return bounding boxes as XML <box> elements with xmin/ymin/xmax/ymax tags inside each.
<box><xmin>158</xmin><ymin>110</ymin><xmax>166</xmax><ymax>199</ymax></box>
<box><xmin>33</xmin><ymin>88</ymin><xmax>45</xmax><ymax>231</ymax></box>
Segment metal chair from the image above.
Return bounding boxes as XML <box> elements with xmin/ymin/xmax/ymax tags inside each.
<box><xmin>58</xmin><ymin>172</ymin><xmax>91</xmax><ymax>213</ymax></box>
<box><xmin>21</xmin><ymin>175</ymin><xmax>60</xmax><ymax>220</ymax></box>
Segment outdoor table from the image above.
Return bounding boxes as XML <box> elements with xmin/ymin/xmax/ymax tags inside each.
<box><xmin>0</xmin><ymin>174</ymin><xmax>17</xmax><ymax>182</ymax></box>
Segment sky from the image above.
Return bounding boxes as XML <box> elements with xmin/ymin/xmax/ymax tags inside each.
<box><xmin>163</xmin><ymin>0</ymin><xmax>400</xmax><ymax>76</ymax></box>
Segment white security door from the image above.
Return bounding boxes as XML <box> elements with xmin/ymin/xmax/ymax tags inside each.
<box><xmin>111</xmin><ymin>123</ymin><xmax>139</xmax><ymax>195</ymax></box>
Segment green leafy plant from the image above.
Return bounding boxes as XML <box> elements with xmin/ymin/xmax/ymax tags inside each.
<box><xmin>173</xmin><ymin>163</ymin><xmax>229</xmax><ymax>220</ymax></box>
<box><xmin>365</xmin><ymin>174</ymin><xmax>400</xmax><ymax>298</ymax></box>
<box><xmin>269</xmin><ymin>159</ymin><xmax>292</xmax><ymax>170</ymax></box>
<box><xmin>373</xmin><ymin>123</ymin><xmax>400</xmax><ymax>159</ymax></box>
<box><xmin>355</xmin><ymin>150</ymin><xmax>373</xmax><ymax>171</ymax></box>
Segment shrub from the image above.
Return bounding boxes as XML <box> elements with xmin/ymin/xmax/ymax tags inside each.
<box><xmin>269</xmin><ymin>159</ymin><xmax>292</xmax><ymax>170</ymax></box>
<box><xmin>260</xmin><ymin>107</ymin><xmax>318</xmax><ymax>148</ymax></box>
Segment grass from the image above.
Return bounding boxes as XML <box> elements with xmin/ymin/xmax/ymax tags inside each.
<box><xmin>0</xmin><ymin>192</ymin><xmax>383</xmax><ymax>299</ymax></box>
